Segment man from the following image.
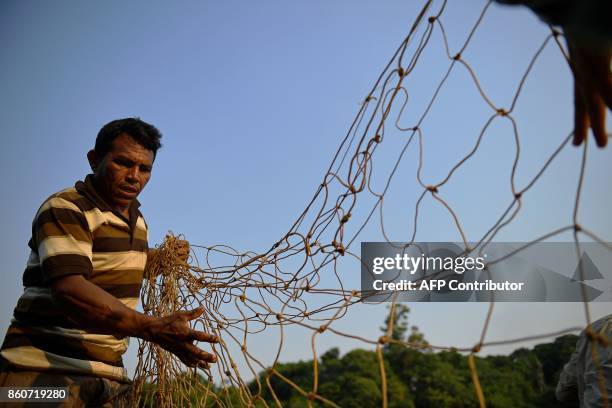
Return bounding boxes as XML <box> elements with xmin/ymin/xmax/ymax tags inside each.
<box><xmin>556</xmin><ymin>314</ymin><xmax>612</xmax><ymax>407</ymax></box>
<box><xmin>0</xmin><ymin>118</ymin><xmax>218</xmax><ymax>406</ymax></box>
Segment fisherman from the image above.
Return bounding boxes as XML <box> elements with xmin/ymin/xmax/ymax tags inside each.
<box><xmin>0</xmin><ymin>118</ymin><xmax>218</xmax><ymax>406</ymax></box>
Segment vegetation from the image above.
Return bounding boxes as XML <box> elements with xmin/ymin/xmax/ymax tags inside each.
<box><xmin>140</xmin><ymin>306</ymin><xmax>579</xmax><ymax>407</ymax></box>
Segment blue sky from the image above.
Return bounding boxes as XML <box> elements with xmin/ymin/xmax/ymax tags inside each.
<box><xmin>1</xmin><ymin>0</ymin><xmax>610</xmax><ymax>380</ymax></box>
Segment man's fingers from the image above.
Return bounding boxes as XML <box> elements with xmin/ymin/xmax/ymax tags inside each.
<box><xmin>577</xmin><ymin>44</ymin><xmax>610</xmax><ymax>148</ymax></box>
<box><xmin>590</xmin><ymin>51</ymin><xmax>612</xmax><ymax>110</ymax></box>
<box><xmin>198</xmin><ymin>350</ymin><xmax>217</xmax><ymax>364</ymax></box>
<box><xmin>178</xmin><ymin>306</ymin><xmax>204</xmax><ymax>321</ymax></box>
<box><xmin>175</xmin><ymin>343</ymin><xmax>217</xmax><ymax>367</ymax></box>
<box><xmin>566</xmin><ymin>31</ymin><xmax>610</xmax><ymax>148</ymax></box>
<box><xmin>586</xmin><ymin>92</ymin><xmax>608</xmax><ymax>148</ymax></box>
<box><xmin>189</xmin><ymin>330</ymin><xmax>220</xmax><ymax>344</ymax></box>
<box><xmin>196</xmin><ymin>361</ymin><xmax>210</xmax><ymax>370</ymax></box>
<box><xmin>575</xmin><ymin>38</ymin><xmax>611</xmax><ymax>110</ymax></box>
<box><xmin>573</xmin><ymin>82</ymin><xmax>589</xmax><ymax>146</ymax></box>
<box><xmin>185</xmin><ymin>343</ymin><xmax>217</xmax><ymax>364</ymax></box>
<box><xmin>567</xmin><ymin>38</ymin><xmax>589</xmax><ymax>147</ymax></box>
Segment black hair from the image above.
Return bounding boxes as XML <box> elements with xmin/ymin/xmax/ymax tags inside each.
<box><xmin>95</xmin><ymin>118</ymin><xmax>162</xmax><ymax>158</ymax></box>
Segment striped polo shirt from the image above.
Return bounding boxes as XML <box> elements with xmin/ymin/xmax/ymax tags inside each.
<box><xmin>1</xmin><ymin>175</ymin><xmax>148</xmax><ymax>382</ymax></box>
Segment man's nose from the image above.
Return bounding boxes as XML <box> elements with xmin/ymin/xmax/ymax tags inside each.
<box><xmin>126</xmin><ymin>166</ymin><xmax>140</xmax><ymax>183</ymax></box>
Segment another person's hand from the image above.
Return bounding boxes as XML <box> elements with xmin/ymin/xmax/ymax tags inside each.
<box><xmin>142</xmin><ymin>306</ymin><xmax>218</xmax><ymax>368</ymax></box>
<box><xmin>494</xmin><ymin>0</ymin><xmax>611</xmax><ymax>147</ymax></box>
<box><xmin>565</xmin><ymin>30</ymin><xmax>612</xmax><ymax>147</ymax></box>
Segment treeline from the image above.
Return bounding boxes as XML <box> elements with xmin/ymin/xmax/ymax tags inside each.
<box><xmin>253</xmin><ymin>335</ymin><xmax>577</xmax><ymax>407</ymax></box>
<box><xmin>140</xmin><ymin>306</ymin><xmax>579</xmax><ymax>407</ymax></box>
<box><xmin>248</xmin><ymin>305</ymin><xmax>578</xmax><ymax>407</ymax></box>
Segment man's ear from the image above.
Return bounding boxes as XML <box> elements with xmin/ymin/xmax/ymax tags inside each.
<box><xmin>87</xmin><ymin>149</ymin><xmax>98</xmax><ymax>173</ymax></box>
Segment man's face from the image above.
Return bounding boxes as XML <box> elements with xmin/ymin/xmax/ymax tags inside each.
<box><xmin>90</xmin><ymin>133</ymin><xmax>155</xmax><ymax>211</ymax></box>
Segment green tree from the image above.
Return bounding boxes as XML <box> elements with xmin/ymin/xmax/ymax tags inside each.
<box><xmin>238</xmin><ymin>312</ymin><xmax>579</xmax><ymax>407</ymax></box>
<box><xmin>380</xmin><ymin>304</ymin><xmax>410</xmax><ymax>343</ymax></box>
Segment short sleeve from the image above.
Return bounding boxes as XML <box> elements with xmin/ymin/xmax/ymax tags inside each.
<box><xmin>555</xmin><ymin>350</ymin><xmax>579</xmax><ymax>403</ymax></box>
<box><xmin>33</xmin><ymin>196</ymin><xmax>93</xmax><ymax>283</ymax></box>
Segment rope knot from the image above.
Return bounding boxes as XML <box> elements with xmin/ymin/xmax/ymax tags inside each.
<box><xmin>335</xmin><ymin>243</ymin><xmax>345</xmax><ymax>256</ymax></box>
<box><xmin>472</xmin><ymin>343</ymin><xmax>482</xmax><ymax>353</ymax></box>
<box><xmin>340</xmin><ymin>213</ymin><xmax>351</xmax><ymax>224</ymax></box>
<box><xmin>374</xmin><ymin>134</ymin><xmax>382</xmax><ymax>143</ymax></box>
<box><xmin>574</xmin><ymin>223</ymin><xmax>582</xmax><ymax>232</ymax></box>
<box><xmin>378</xmin><ymin>335</ymin><xmax>389</xmax><ymax>345</ymax></box>
<box><xmin>398</xmin><ymin>67</ymin><xmax>405</xmax><ymax>77</ymax></box>
<box><xmin>453</xmin><ymin>53</ymin><xmax>461</xmax><ymax>61</ymax></box>
<box><xmin>496</xmin><ymin>108</ymin><xmax>508</xmax><ymax>116</ymax></box>
<box><xmin>318</xmin><ymin>325</ymin><xmax>327</xmax><ymax>333</ymax></box>
<box><xmin>428</xmin><ymin>16</ymin><xmax>436</xmax><ymax>23</ymax></box>
<box><xmin>426</xmin><ymin>185</ymin><xmax>438</xmax><ymax>193</ymax></box>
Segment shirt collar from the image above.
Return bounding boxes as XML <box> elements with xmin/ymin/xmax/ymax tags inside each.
<box><xmin>75</xmin><ymin>174</ymin><xmax>141</xmax><ymax>218</ymax></box>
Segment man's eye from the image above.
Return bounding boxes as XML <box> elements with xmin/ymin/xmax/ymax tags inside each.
<box><xmin>140</xmin><ymin>166</ymin><xmax>152</xmax><ymax>173</ymax></box>
<box><xmin>115</xmin><ymin>159</ymin><xmax>132</xmax><ymax>167</ymax></box>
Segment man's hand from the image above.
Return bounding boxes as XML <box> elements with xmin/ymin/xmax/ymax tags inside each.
<box><xmin>51</xmin><ymin>275</ymin><xmax>219</xmax><ymax>369</ymax></box>
<box><xmin>141</xmin><ymin>306</ymin><xmax>218</xmax><ymax>368</ymax></box>
<box><xmin>565</xmin><ymin>30</ymin><xmax>612</xmax><ymax>147</ymax></box>
<box><xmin>494</xmin><ymin>0</ymin><xmax>611</xmax><ymax>147</ymax></box>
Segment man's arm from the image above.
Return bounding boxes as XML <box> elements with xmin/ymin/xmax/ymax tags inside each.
<box><xmin>51</xmin><ymin>274</ymin><xmax>218</xmax><ymax>368</ymax></box>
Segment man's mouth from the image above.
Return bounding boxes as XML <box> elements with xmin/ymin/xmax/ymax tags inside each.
<box><xmin>119</xmin><ymin>186</ymin><xmax>139</xmax><ymax>195</ymax></box>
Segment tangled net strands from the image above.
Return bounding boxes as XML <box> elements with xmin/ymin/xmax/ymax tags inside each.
<box><xmin>130</xmin><ymin>1</ymin><xmax>611</xmax><ymax>406</ymax></box>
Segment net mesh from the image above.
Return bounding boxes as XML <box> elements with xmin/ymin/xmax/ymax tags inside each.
<box><xmin>128</xmin><ymin>1</ymin><xmax>610</xmax><ymax>406</ymax></box>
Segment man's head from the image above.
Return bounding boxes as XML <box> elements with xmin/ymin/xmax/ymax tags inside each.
<box><xmin>87</xmin><ymin>118</ymin><xmax>162</xmax><ymax>213</ymax></box>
